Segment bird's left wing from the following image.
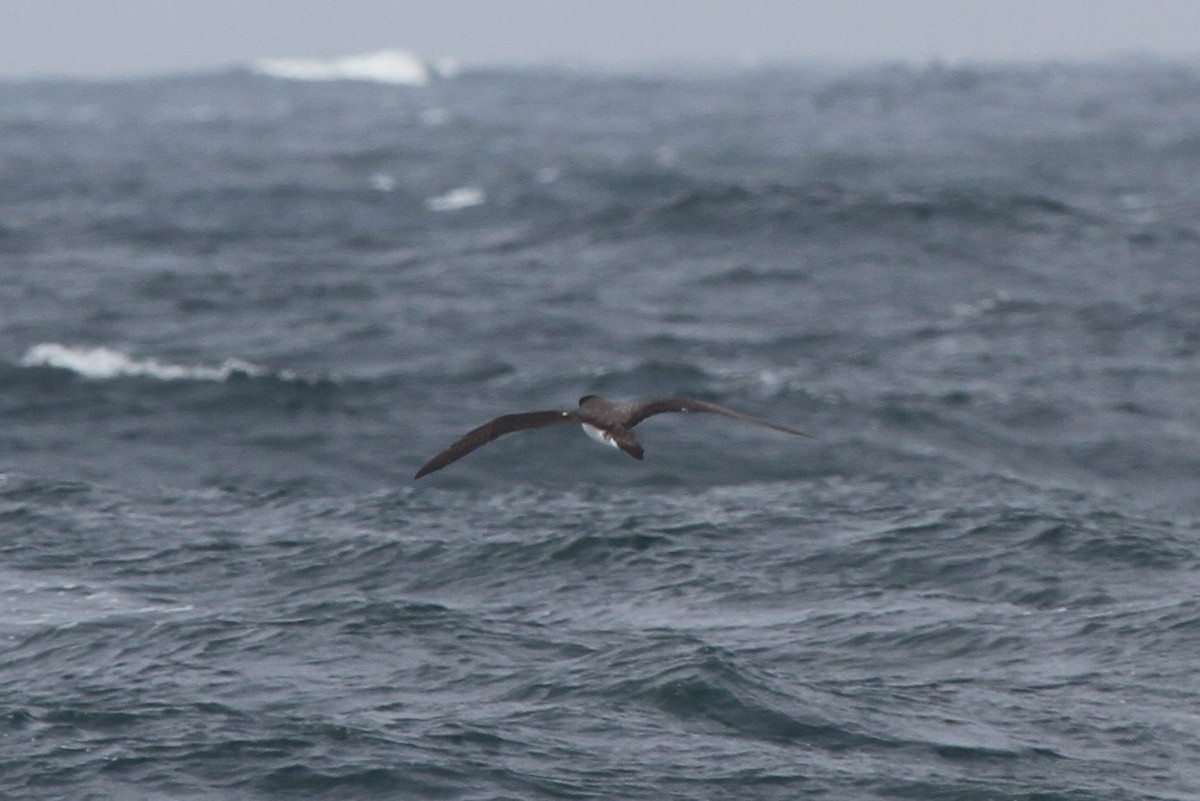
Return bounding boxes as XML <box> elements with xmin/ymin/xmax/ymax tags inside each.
<box><xmin>414</xmin><ymin>410</ymin><xmax>579</xmax><ymax>478</ymax></box>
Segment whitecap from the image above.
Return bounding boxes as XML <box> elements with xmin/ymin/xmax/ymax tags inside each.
<box><xmin>251</xmin><ymin>49</ymin><xmax>431</xmax><ymax>86</ymax></box>
<box><xmin>0</xmin><ymin>568</ymin><xmax>194</xmax><ymax>630</ymax></box>
<box><xmin>425</xmin><ymin>186</ymin><xmax>487</xmax><ymax>212</ymax></box>
<box><xmin>369</xmin><ymin>172</ymin><xmax>397</xmax><ymax>192</ymax></box>
<box><xmin>19</xmin><ymin>343</ymin><xmax>270</xmax><ymax>382</ymax></box>
<box><xmin>952</xmin><ymin>291</ymin><xmax>1012</xmax><ymax>319</ymax></box>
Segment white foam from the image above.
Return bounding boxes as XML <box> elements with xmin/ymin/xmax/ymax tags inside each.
<box><xmin>0</xmin><ymin>568</ymin><xmax>194</xmax><ymax>630</ymax></box>
<box><xmin>369</xmin><ymin>172</ymin><xmax>397</xmax><ymax>192</ymax></box>
<box><xmin>252</xmin><ymin>49</ymin><xmax>432</xmax><ymax>86</ymax></box>
<box><xmin>425</xmin><ymin>186</ymin><xmax>487</xmax><ymax>212</ymax></box>
<box><xmin>19</xmin><ymin>343</ymin><xmax>268</xmax><ymax>382</ymax></box>
<box><xmin>952</xmin><ymin>290</ymin><xmax>1012</xmax><ymax>319</ymax></box>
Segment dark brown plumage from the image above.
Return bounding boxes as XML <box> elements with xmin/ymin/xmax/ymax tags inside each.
<box><xmin>414</xmin><ymin>395</ymin><xmax>808</xmax><ymax>479</ymax></box>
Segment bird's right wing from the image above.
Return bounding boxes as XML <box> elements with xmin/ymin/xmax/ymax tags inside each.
<box><xmin>414</xmin><ymin>410</ymin><xmax>579</xmax><ymax>478</ymax></box>
<box><xmin>622</xmin><ymin>397</ymin><xmax>810</xmax><ymax>436</ymax></box>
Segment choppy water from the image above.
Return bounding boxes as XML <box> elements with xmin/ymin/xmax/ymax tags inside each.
<box><xmin>2</xmin><ymin>60</ymin><xmax>1200</xmax><ymax>800</ymax></box>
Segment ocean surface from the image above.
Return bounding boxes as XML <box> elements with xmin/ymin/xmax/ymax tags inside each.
<box><xmin>2</xmin><ymin>57</ymin><xmax>1200</xmax><ymax>800</ymax></box>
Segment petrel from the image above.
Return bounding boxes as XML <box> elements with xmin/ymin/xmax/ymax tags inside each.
<box><xmin>414</xmin><ymin>395</ymin><xmax>808</xmax><ymax>478</ymax></box>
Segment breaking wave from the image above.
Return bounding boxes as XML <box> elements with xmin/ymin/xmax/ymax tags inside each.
<box><xmin>18</xmin><ymin>343</ymin><xmax>280</xmax><ymax>383</ymax></box>
<box><xmin>250</xmin><ymin>49</ymin><xmax>444</xmax><ymax>86</ymax></box>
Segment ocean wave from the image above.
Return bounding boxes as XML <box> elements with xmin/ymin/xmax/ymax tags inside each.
<box><xmin>425</xmin><ymin>186</ymin><xmax>487</xmax><ymax>212</ymax></box>
<box><xmin>0</xmin><ymin>568</ymin><xmax>194</xmax><ymax>631</ymax></box>
<box><xmin>250</xmin><ymin>49</ymin><xmax>440</xmax><ymax>86</ymax></box>
<box><xmin>633</xmin><ymin>181</ymin><xmax>1099</xmax><ymax>236</ymax></box>
<box><xmin>18</xmin><ymin>343</ymin><xmax>285</xmax><ymax>383</ymax></box>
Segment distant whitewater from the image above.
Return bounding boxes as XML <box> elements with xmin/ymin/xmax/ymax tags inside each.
<box><xmin>20</xmin><ymin>343</ymin><xmax>276</xmax><ymax>382</ymax></box>
<box><xmin>251</xmin><ymin>49</ymin><xmax>453</xmax><ymax>85</ymax></box>
<box><xmin>426</xmin><ymin>186</ymin><xmax>487</xmax><ymax>212</ymax></box>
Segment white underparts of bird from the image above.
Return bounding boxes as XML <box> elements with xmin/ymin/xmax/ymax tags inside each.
<box><xmin>581</xmin><ymin>422</ymin><xmax>620</xmax><ymax>449</ymax></box>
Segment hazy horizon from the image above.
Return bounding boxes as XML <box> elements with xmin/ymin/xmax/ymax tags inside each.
<box><xmin>3</xmin><ymin>0</ymin><xmax>1198</xmax><ymax>80</ymax></box>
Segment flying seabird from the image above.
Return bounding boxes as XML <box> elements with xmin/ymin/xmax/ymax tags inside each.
<box><xmin>414</xmin><ymin>395</ymin><xmax>808</xmax><ymax>479</ymax></box>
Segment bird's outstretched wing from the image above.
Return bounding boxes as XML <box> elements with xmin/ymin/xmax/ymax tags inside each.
<box><xmin>414</xmin><ymin>410</ymin><xmax>579</xmax><ymax>478</ymax></box>
<box><xmin>621</xmin><ymin>397</ymin><xmax>810</xmax><ymax>436</ymax></box>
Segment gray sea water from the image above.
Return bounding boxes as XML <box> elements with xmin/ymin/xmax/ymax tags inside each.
<box><xmin>2</xmin><ymin>59</ymin><xmax>1200</xmax><ymax>799</ymax></box>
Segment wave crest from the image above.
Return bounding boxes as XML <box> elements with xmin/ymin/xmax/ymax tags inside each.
<box><xmin>19</xmin><ymin>343</ymin><xmax>276</xmax><ymax>383</ymax></box>
<box><xmin>251</xmin><ymin>49</ymin><xmax>437</xmax><ymax>86</ymax></box>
